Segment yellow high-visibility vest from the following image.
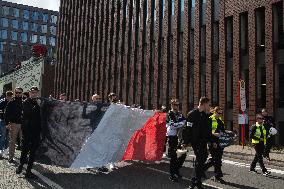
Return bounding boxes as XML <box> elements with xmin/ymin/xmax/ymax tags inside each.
<box><xmin>210</xmin><ymin>115</ymin><xmax>224</xmax><ymax>133</ymax></box>
<box><xmin>251</xmin><ymin>123</ymin><xmax>266</xmax><ymax>145</ymax></box>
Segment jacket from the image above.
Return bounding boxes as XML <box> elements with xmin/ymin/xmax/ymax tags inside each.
<box><xmin>4</xmin><ymin>97</ymin><xmax>23</xmax><ymax>124</ymax></box>
<box><xmin>22</xmin><ymin>98</ymin><xmax>41</xmax><ymax>136</ymax></box>
<box><xmin>166</xmin><ymin>110</ymin><xmax>186</xmax><ymax>136</ymax></box>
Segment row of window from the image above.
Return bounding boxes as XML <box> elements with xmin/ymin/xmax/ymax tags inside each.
<box><xmin>0</xmin><ymin>30</ymin><xmax>55</xmax><ymax>46</ymax></box>
<box><xmin>1</xmin><ymin>6</ymin><xmax>57</xmax><ymax>24</ymax></box>
<box><xmin>0</xmin><ymin>18</ymin><xmax>56</xmax><ymax>35</ymax></box>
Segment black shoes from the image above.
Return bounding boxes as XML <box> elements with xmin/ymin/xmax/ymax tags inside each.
<box><xmin>16</xmin><ymin>165</ymin><xmax>23</xmax><ymax>174</ymax></box>
<box><xmin>263</xmin><ymin>171</ymin><xmax>271</xmax><ymax>177</ymax></box>
<box><xmin>8</xmin><ymin>158</ymin><xmax>15</xmax><ymax>163</ymax></box>
<box><xmin>214</xmin><ymin>177</ymin><xmax>226</xmax><ymax>184</ymax></box>
<box><xmin>249</xmin><ymin>168</ymin><xmax>258</xmax><ymax>173</ymax></box>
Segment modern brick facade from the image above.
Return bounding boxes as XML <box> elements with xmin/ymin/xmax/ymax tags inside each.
<box><xmin>0</xmin><ymin>0</ymin><xmax>58</xmax><ymax>75</ymax></box>
<box><xmin>55</xmin><ymin>0</ymin><xmax>284</xmax><ymax>144</ymax></box>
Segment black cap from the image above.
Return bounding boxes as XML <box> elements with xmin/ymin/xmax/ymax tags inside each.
<box><xmin>29</xmin><ymin>86</ymin><xmax>39</xmax><ymax>92</ymax></box>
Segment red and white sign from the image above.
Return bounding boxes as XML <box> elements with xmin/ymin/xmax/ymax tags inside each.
<box><xmin>239</xmin><ymin>80</ymin><xmax>246</xmax><ymax>112</ymax></box>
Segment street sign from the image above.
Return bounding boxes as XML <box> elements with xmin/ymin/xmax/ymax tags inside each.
<box><xmin>239</xmin><ymin>80</ymin><xmax>246</xmax><ymax>112</ymax></box>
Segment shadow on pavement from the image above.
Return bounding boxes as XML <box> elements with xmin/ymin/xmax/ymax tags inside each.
<box><xmin>221</xmin><ymin>181</ymin><xmax>259</xmax><ymax>189</ymax></box>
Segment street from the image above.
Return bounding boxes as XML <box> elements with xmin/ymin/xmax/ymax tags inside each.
<box><xmin>1</xmin><ymin>151</ymin><xmax>284</xmax><ymax>189</ymax></box>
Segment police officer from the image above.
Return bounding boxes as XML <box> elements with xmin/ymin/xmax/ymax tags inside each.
<box><xmin>204</xmin><ymin>106</ymin><xmax>225</xmax><ymax>183</ymax></box>
<box><xmin>186</xmin><ymin>97</ymin><xmax>212</xmax><ymax>189</ymax></box>
<box><xmin>166</xmin><ymin>99</ymin><xmax>186</xmax><ymax>182</ymax></box>
<box><xmin>249</xmin><ymin>114</ymin><xmax>271</xmax><ymax>176</ymax></box>
<box><xmin>16</xmin><ymin>86</ymin><xmax>41</xmax><ymax>178</ymax></box>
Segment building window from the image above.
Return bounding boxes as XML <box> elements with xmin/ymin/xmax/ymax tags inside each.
<box><xmin>226</xmin><ymin>17</ymin><xmax>233</xmax><ymax>57</ymax></box>
<box><xmin>11</xmin><ymin>31</ymin><xmax>17</xmax><ymax>41</ymax></box>
<box><xmin>51</xmin><ymin>15</ymin><xmax>57</xmax><ymax>24</ymax></box>
<box><xmin>0</xmin><ymin>54</ymin><xmax>2</xmax><ymax>64</ymax></box>
<box><xmin>240</xmin><ymin>13</ymin><xmax>248</xmax><ymax>54</ymax></box>
<box><xmin>279</xmin><ymin>65</ymin><xmax>284</xmax><ymax>107</ymax></box>
<box><xmin>49</xmin><ymin>37</ymin><xmax>56</xmax><ymax>46</ymax></box>
<box><xmin>1</xmin><ymin>30</ymin><xmax>8</xmax><ymax>39</ymax></box>
<box><xmin>22</xmin><ymin>22</ymin><xmax>29</xmax><ymax>30</ymax></box>
<box><xmin>30</xmin><ymin>34</ymin><xmax>38</xmax><ymax>43</ymax></box>
<box><xmin>201</xmin><ymin>0</ymin><xmax>206</xmax><ymax>25</ymax></box>
<box><xmin>41</xmin><ymin>25</ymin><xmax>47</xmax><ymax>33</ymax></box>
<box><xmin>1</xmin><ymin>18</ymin><xmax>8</xmax><ymax>28</ymax></box>
<box><xmin>191</xmin><ymin>0</ymin><xmax>196</xmax><ymax>29</ymax></box>
<box><xmin>40</xmin><ymin>36</ymin><xmax>46</xmax><ymax>45</ymax></box>
<box><xmin>2</xmin><ymin>6</ymin><xmax>10</xmax><ymax>16</ymax></box>
<box><xmin>50</xmin><ymin>26</ymin><xmax>56</xmax><ymax>35</ymax></box>
<box><xmin>31</xmin><ymin>23</ymin><xmax>38</xmax><ymax>32</ymax></box>
<box><xmin>0</xmin><ymin>42</ymin><xmax>4</xmax><ymax>51</ymax></box>
<box><xmin>32</xmin><ymin>11</ymin><xmax>39</xmax><ymax>21</ymax></box>
<box><xmin>20</xmin><ymin>32</ymin><xmax>27</xmax><ymax>42</ymax></box>
<box><xmin>23</xmin><ymin>10</ymin><xmax>29</xmax><ymax>19</ymax></box>
<box><xmin>43</xmin><ymin>13</ymin><xmax>48</xmax><ymax>23</ymax></box>
<box><xmin>12</xmin><ymin>8</ymin><xmax>19</xmax><ymax>17</ymax></box>
<box><xmin>256</xmin><ymin>8</ymin><xmax>265</xmax><ymax>49</ymax></box>
<box><xmin>213</xmin><ymin>0</ymin><xmax>220</xmax><ymax>21</ymax></box>
<box><xmin>12</xmin><ymin>20</ymin><xmax>19</xmax><ymax>29</ymax></box>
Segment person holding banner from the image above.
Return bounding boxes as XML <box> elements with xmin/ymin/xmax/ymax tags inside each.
<box><xmin>204</xmin><ymin>107</ymin><xmax>225</xmax><ymax>183</ymax></box>
<box><xmin>249</xmin><ymin>114</ymin><xmax>271</xmax><ymax>176</ymax></box>
<box><xmin>166</xmin><ymin>99</ymin><xmax>186</xmax><ymax>182</ymax></box>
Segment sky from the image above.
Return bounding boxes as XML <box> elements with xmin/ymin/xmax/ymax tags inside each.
<box><xmin>5</xmin><ymin>0</ymin><xmax>60</xmax><ymax>11</ymax></box>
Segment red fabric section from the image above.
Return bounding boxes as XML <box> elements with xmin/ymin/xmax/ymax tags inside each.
<box><xmin>122</xmin><ymin>112</ymin><xmax>167</xmax><ymax>161</ymax></box>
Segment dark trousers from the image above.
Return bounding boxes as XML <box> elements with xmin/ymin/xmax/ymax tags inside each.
<box><xmin>250</xmin><ymin>142</ymin><xmax>267</xmax><ymax>173</ymax></box>
<box><xmin>264</xmin><ymin>137</ymin><xmax>273</xmax><ymax>158</ymax></box>
<box><xmin>205</xmin><ymin>145</ymin><xmax>223</xmax><ymax>178</ymax></box>
<box><xmin>168</xmin><ymin>136</ymin><xmax>186</xmax><ymax>176</ymax></box>
<box><xmin>19</xmin><ymin>135</ymin><xmax>40</xmax><ymax>171</ymax></box>
<box><xmin>192</xmin><ymin>142</ymin><xmax>208</xmax><ymax>186</ymax></box>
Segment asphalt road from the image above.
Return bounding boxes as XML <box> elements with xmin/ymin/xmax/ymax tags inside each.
<box><xmin>0</xmin><ymin>152</ymin><xmax>284</xmax><ymax>189</ymax></box>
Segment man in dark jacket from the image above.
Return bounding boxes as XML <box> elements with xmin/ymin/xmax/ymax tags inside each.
<box><xmin>261</xmin><ymin>109</ymin><xmax>275</xmax><ymax>160</ymax></box>
<box><xmin>16</xmin><ymin>86</ymin><xmax>41</xmax><ymax>178</ymax></box>
<box><xmin>5</xmin><ymin>87</ymin><xmax>23</xmax><ymax>162</ymax></box>
<box><xmin>0</xmin><ymin>91</ymin><xmax>13</xmax><ymax>155</ymax></box>
<box><xmin>186</xmin><ymin>97</ymin><xmax>212</xmax><ymax>189</ymax></box>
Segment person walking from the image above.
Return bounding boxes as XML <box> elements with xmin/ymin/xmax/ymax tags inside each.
<box><xmin>261</xmin><ymin>109</ymin><xmax>276</xmax><ymax>160</ymax></box>
<box><xmin>0</xmin><ymin>91</ymin><xmax>13</xmax><ymax>157</ymax></box>
<box><xmin>4</xmin><ymin>87</ymin><xmax>23</xmax><ymax>163</ymax></box>
<box><xmin>249</xmin><ymin>114</ymin><xmax>271</xmax><ymax>176</ymax></box>
<box><xmin>204</xmin><ymin>107</ymin><xmax>225</xmax><ymax>183</ymax></box>
<box><xmin>186</xmin><ymin>97</ymin><xmax>212</xmax><ymax>189</ymax></box>
<box><xmin>16</xmin><ymin>86</ymin><xmax>42</xmax><ymax>178</ymax></box>
<box><xmin>166</xmin><ymin>99</ymin><xmax>186</xmax><ymax>182</ymax></box>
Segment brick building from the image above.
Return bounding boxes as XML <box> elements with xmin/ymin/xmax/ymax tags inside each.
<box><xmin>54</xmin><ymin>0</ymin><xmax>284</xmax><ymax>144</ymax></box>
<box><xmin>0</xmin><ymin>0</ymin><xmax>58</xmax><ymax>74</ymax></box>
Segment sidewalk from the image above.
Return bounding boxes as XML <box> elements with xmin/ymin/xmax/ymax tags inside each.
<box><xmin>223</xmin><ymin>145</ymin><xmax>284</xmax><ymax>167</ymax></box>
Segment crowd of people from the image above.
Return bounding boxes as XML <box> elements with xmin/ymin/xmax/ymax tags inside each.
<box><xmin>0</xmin><ymin>88</ymin><xmax>278</xmax><ymax>188</ymax></box>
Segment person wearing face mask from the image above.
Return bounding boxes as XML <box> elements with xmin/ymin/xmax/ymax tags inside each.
<box><xmin>16</xmin><ymin>86</ymin><xmax>42</xmax><ymax>179</ymax></box>
<box><xmin>166</xmin><ymin>99</ymin><xmax>186</xmax><ymax>182</ymax></box>
<box><xmin>4</xmin><ymin>87</ymin><xmax>23</xmax><ymax>163</ymax></box>
<box><xmin>186</xmin><ymin>97</ymin><xmax>212</xmax><ymax>189</ymax></box>
<box><xmin>249</xmin><ymin>114</ymin><xmax>271</xmax><ymax>177</ymax></box>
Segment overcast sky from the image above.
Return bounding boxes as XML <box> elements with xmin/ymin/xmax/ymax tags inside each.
<box><xmin>5</xmin><ymin>0</ymin><xmax>60</xmax><ymax>11</ymax></box>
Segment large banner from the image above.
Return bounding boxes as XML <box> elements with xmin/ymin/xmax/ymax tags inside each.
<box><xmin>37</xmin><ymin>100</ymin><xmax>166</xmax><ymax>168</ymax></box>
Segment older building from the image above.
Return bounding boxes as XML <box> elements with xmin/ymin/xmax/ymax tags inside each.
<box><xmin>0</xmin><ymin>0</ymin><xmax>58</xmax><ymax>74</ymax></box>
<box><xmin>55</xmin><ymin>0</ymin><xmax>284</xmax><ymax>144</ymax></box>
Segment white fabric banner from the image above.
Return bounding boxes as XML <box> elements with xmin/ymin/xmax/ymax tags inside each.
<box><xmin>71</xmin><ymin>104</ymin><xmax>154</xmax><ymax>168</ymax></box>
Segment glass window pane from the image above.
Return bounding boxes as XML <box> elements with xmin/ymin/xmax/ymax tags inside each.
<box><xmin>0</xmin><ymin>42</ymin><xmax>3</xmax><ymax>51</ymax></box>
<box><xmin>0</xmin><ymin>54</ymin><xmax>2</xmax><ymax>64</ymax></box>
<box><xmin>31</xmin><ymin>23</ymin><xmax>38</xmax><ymax>32</ymax></box>
<box><xmin>40</xmin><ymin>36</ymin><xmax>46</xmax><ymax>45</ymax></box>
<box><xmin>1</xmin><ymin>18</ymin><xmax>9</xmax><ymax>27</ymax></box>
<box><xmin>1</xmin><ymin>30</ymin><xmax>8</xmax><ymax>39</ymax></box>
<box><xmin>13</xmin><ymin>8</ymin><xmax>19</xmax><ymax>17</ymax></box>
<box><xmin>50</xmin><ymin>26</ymin><xmax>56</xmax><ymax>35</ymax></box>
<box><xmin>51</xmin><ymin>15</ymin><xmax>57</xmax><ymax>24</ymax></box>
<box><xmin>2</xmin><ymin>6</ymin><xmax>10</xmax><ymax>16</ymax></box>
<box><xmin>41</xmin><ymin>25</ymin><xmax>47</xmax><ymax>33</ymax></box>
<box><xmin>43</xmin><ymin>13</ymin><xmax>48</xmax><ymax>23</ymax></box>
<box><xmin>11</xmin><ymin>31</ymin><xmax>17</xmax><ymax>41</ymax></box>
<box><xmin>30</xmin><ymin>34</ymin><xmax>38</xmax><ymax>43</ymax></box>
<box><xmin>12</xmin><ymin>20</ymin><xmax>18</xmax><ymax>29</ymax></box>
<box><xmin>49</xmin><ymin>37</ymin><xmax>56</xmax><ymax>46</ymax></box>
<box><xmin>32</xmin><ymin>11</ymin><xmax>39</xmax><ymax>21</ymax></box>
<box><xmin>22</xmin><ymin>22</ymin><xmax>29</xmax><ymax>30</ymax></box>
<box><xmin>23</xmin><ymin>10</ymin><xmax>29</xmax><ymax>19</ymax></box>
<box><xmin>21</xmin><ymin>32</ymin><xmax>27</xmax><ymax>42</ymax></box>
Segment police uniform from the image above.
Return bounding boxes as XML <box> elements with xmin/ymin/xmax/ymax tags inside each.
<box><xmin>166</xmin><ymin>110</ymin><xmax>186</xmax><ymax>181</ymax></box>
<box><xmin>250</xmin><ymin>123</ymin><xmax>268</xmax><ymax>174</ymax></box>
<box><xmin>16</xmin><ymin>95</ymin><xmax>41</xmax><ymax>177</ymax></box>
<box><xmin>186</xmin><ymin>109</ymin><xmax>211</xmax><ymax>188</ymax></box>
<box><xmin>204</xmin><ymin>114</ymin><xmax>225</xmax><ymax>181</ymax></box>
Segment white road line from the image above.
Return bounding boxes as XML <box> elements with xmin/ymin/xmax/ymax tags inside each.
<box><xmin>186</xmin><ymin>155</ymin><xmax>284</xmax><ymax>175</ymax></box>
<box><xmin>146</xmin><ymin>167</ymin><xmax>223</xmax><ymax>189</ymax></box>
<box><xmin>14</xmin><ymin>159</ymin><xmax>64</xmax><ymax>189</ymax></box>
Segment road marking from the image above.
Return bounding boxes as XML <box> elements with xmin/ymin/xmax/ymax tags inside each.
<box><xmin>14</xmin><ymin>159</ymin><xmax>64</xmax><ymax>189</ymax></box>
<box><xmin>186</xmin><ymin>155</ymin><xmax>284</xmax><ymax>175</ymax></box>
<box><xmin>146</xmin><ymin>167</ymin><xmax>223</xmax><ymax>189</ymax></box>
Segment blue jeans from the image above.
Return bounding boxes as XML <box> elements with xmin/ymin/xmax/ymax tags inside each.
<box><xmin>0</xmin><ymin>119</ymin><xmax>7</xmax><ymax>150</ymax></box>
